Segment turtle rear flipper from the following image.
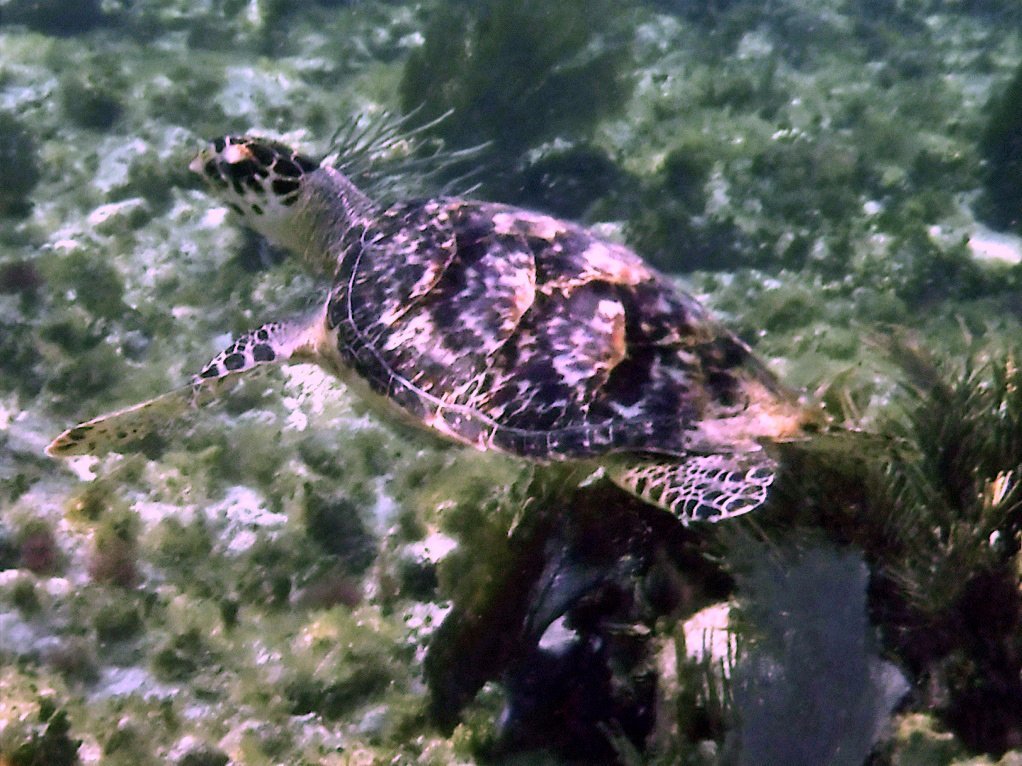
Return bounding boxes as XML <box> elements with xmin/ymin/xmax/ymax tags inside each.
<box><xmin>46</xmin><ymin>313</ymin><xmax>325</xmax><ymax>457</ymax></box>
<box><xmin>608</xmin><ymin>451</ymin><xmax>777</xmax><ymax>525</ymax></box>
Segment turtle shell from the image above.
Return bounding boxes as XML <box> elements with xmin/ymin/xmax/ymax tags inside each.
<box><xmin>327</xmin><ymin>199</ymin><xmax>809</xmax><ymax>461</ymax></box>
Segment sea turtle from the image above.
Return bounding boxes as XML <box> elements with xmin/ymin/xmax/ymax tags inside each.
<box><xmin>47</xmin><ymin>135</ymin><xmax>822</xmax><ymax>523</ymax></box>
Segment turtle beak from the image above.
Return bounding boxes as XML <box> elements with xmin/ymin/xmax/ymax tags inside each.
<box><xmin>188</xmin><ymin>149</ymin><xmax>209</xmax><ymax>176</ymax></box>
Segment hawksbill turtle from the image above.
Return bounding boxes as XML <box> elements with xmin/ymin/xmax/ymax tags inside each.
<box><xmin>47</xmin><ymin>135</ymin><xmax>823</xmax><ymax>523</ymax></box>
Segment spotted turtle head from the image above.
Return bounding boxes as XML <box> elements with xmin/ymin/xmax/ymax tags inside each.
<box><xmin>190</xmin><ymin>135</ymin><xmax>320</xmax><ymax>229</ymax></box>
<box><xmin>191</xmin><ymin>135</ymin><xmax>375</xmax><ymax>273</ymax></box>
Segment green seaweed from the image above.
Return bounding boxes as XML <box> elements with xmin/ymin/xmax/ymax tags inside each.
<box><xmin>400</xmin><ymin>0</ymin><xmax>633</xmax><ymax>164</ymax></box>
<box><xmin>149</xmin><ymin>516</ymin><xmax>215</xmax><ymax>571</ymax></box>
<box><xmin>13</xmin><ymin>518</ymin><xmax>61</xmax><ymax>574</ymax></box>
<box><xmin>10</xmin><ymin>575</ymin><xmax>41</xmax><ymax>615</ymax></box>
<box><xmin>177</xmin><ymin>745</ymin><xmax>230</xmax><ymax>766</ymax></box>
<box><xmin>977</xmin><ymin>58</ymin><xmax>1022</xmax><ymax>233</ymax></box>
<box><xmin>2</xmin><ymin>0</ymin><xmax>106</xmax><ymax>36</ymax></box>
<box><xmin>151</xmin><ymin>627</ymin><xmax>216</xmax><ymax>682</ymax></box>
<box><xmin>831</xmin><ymin>340</ymin><xmax>1022</xmax><ymax>753</ymax></box>
<box><xmin>101</xmin><ymin>722</ymin><xmax>159</xmax><ymax>766</ymax></box>
<box><xmin>42</xmin><ymin>249</ymin><xmax>127</xmax><ymax>320</ymax></box>
<box><xmin>301</xmin><ymin>486</ymin><xmax>376</xmax><ymax>573</ymax></box>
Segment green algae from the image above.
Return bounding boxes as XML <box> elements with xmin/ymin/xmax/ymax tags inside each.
<box><xmin>88</xmin><ymin>506</ymin><xmax>141</xmax><ymax>586</ymax></box>
<box><xmin>301</xmin><ymin>488</ymin><xmax>376</xmax><ymax>571</ymax></box>
<box><xmin>92</xmin><ymin>595</ymin><xmax>144</xmax><ymax>642</ymax></box>
<box><xmin>9</xmin><ymin>574</ymin><xmax>41</xmax><ymax>615</ymax></box>
<box><xmin>2</xmin><ymin>706</ymin><xmax>81</xmax><ymax>766</ymax></box>
<box><xmin>3</xmin><ymin>1</ymin><xmax>1022</xmax><ymax>763</ymax></box>
<box><xmin>283</xmin><ymin>606</ymin><xmax>411</xmax><ymax>721</ymax></box>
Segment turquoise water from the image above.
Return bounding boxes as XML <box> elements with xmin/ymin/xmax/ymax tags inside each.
<box><xmin>1</xmin><ymin>1</ymin><xmax>1022</xmax><ymax>763</ymax></box>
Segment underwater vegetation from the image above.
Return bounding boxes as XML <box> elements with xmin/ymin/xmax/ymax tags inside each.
<box><xmin>4</xmin><ymin>0</ymin><xmax>1022</xmax><ymax>763</ymax></box>
<box><xmin>977</xmin><ymin>59</ymin><xmax>1022</xmax><ymax>234</ymax></box>
<box><xmin>733</xmin><ymin>338</ymin><xmax>1022</xmax><ymax>759</ymax></box>
<box><xmin>866</xmin><ymin>343</ymin><xmax>1022</xmax><ymax>755</ymax></box>
<box><xmin>400</xmin><ymin>0</ymin><xmax>634</xmax><ymax>197</ymax></box>
<box><xmin>0</xmin><ymin>701</ymin><xmax>81</xmax><ymax>766</ymax></box>
<box><xmin>423</xmin><ymin>334</ymin><xmax>1022</xmax><ymax>763</ymax></box>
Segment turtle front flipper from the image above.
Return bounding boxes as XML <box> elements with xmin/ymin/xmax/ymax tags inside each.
<box><xmin>46</xmin><ymin>386</ymin><xmax>204</xmax><ymax>457</ymax></box>
<box><xmin>46</xmin><ymin>313</ymin><xmax>325</xmax><ymax>457</ymax></box>
<box><xmin>607</xmin><ymin>451</ymin><xmax>777</xmax><ymax>525</ymax></box>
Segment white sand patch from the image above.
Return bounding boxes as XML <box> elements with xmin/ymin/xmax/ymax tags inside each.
<box><xmin>968</xmin><ymin>226</ymin><xmax>1022</xmax><ymax>266</ymax></box>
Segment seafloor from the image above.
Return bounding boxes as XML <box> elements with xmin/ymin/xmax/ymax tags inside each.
<box><xmin>3</xmin><ymin>1</ymin><xmax>1022</xmax><ymax>764</ymax></box>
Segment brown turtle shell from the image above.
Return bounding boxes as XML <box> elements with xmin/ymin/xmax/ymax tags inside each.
<box><xmin>327</xmin><ymin>199</ymin><xmax>813</xmax><ymax>461</ymax></box>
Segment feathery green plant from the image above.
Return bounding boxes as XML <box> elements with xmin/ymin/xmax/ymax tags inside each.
<box><xmin>878</xmin><ymin>341</ymin><xmax>1022</xmax><ymax>615</ymax></box>
<box><xmin>865</xmin><ymin>338</ymin><xmax>1022</xmax><ymax>753</ymax></box>
<box><xmin>399</xmin><ymin>0</ymin><xmax>634</xmax><ymax>160</ymax></box>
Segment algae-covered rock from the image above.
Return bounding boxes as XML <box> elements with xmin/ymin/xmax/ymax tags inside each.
<box><xmin>41</xmin><ymin>248</ymin><xmax>127</xmax><ymax>320</ymax></box>
<box><xmin>0</xmin><ymin>700</ymin><xmax>81</xmax><ymax>766</ymax></box>
<box><xmin>60</xmin><ymin>67</ymin><xmax>125</xmax><ymax>130</ymax></box>
<box><xmin>284</xmin><ymin>606</ymin><xmax>408</xmax><ymax>721</ymax></box>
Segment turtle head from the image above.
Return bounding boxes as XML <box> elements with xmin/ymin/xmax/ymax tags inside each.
<box><xmin>191</xmin><ymin>135</ymin><xmax>375</xmax><ymax>271</ymax></box>
<box><xmin>191</xmin><ymin>135</ymin><xmax>318</xmax><ymax>222</ymax></box>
